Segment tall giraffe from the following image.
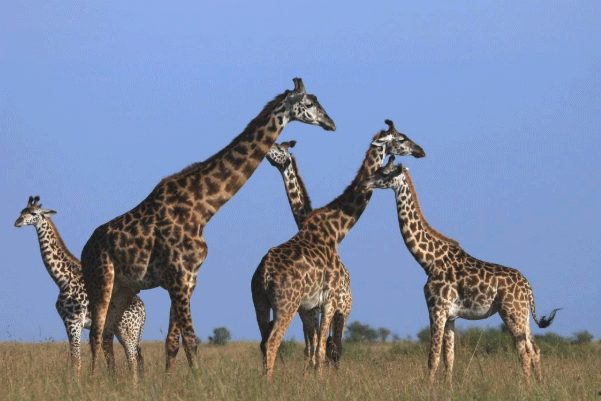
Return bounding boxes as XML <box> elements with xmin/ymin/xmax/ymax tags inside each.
<box><xmin>361</xmin><ymin>160</ymin><xmax>561</xmax><ymax>382</ymax></box>
<box><xmin>252</xmin><ymin>120</ymin><xmax>425</xmax><ymax>380</ymax></box>
<box><xmin>14</xmin><ymin>196</ymin><xmax>146</xmax><ymax>377</ymax></box>
<box><xmin>80</xmin><ymin>78</ymin><xmax>335</xmax><ymax>379</ymax></box>
<box><xmin>266</xmin><ymin>140</ymin><xmax>351</xmax><ymax>368</ymax></box>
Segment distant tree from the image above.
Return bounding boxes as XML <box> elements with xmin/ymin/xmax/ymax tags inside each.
<box><xmin>377</xmin><ymin>327</ymin><xmax>391</xmax><ymax>343</ymax></box>
<box><xmin>208</xmin><ymin>327</ymin><xmax>231</xmax><ymax>345</ymax></box>
<box><xmin>571</xmin><ymin>330</ymin><xmax>593</xmax><ymax>344</ymax></box>
<box><xmin>416</xmin><ymin>327</ymin><xmax>430</xmax><ymax>343</ymax></box>
<box><xmin>345</xmin><ymin>321</ymin><xmax>378</xmax><ymax>343</ymax></box>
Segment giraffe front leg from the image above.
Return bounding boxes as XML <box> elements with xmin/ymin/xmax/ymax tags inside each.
<box><xmin>427</xmin><ymin>310</ymin><xmax>447</xmax><ymax>385</ymax></box>
<box><xmin>165</xmin><ymin>303</ymin><xmax>182</xmax><ymax>372</ymax></box>
<box><xmin>167</xmin><ymin>284</ymin><xmax>198</xmax><ymax>371</ymax></box>
<box><xmin>442</xmin><ymin>319</ymin><xmax>455</xmax><ymax>384</ymax></box>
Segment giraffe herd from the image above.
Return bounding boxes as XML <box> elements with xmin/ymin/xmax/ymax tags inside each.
<box><xmin>14</xmin><ymin>78</ymin><xmax>559</xmax><ymax>384</ymax></box>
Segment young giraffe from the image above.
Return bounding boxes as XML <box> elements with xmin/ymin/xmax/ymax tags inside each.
<box><xmin>14</xmin><ymin>196</ymin><xmax>145</xmax><ymax>377</ymax></box>
<box><xmin>252</xmin><ymin>120</ymin><xmax>425</xmax><ymax>380</ymax></box>
<box><xmin>266</xmin><ymin>140</ymin><xmax>351</xmax><ymax>368</ymax></box>
<box><xmin>80</xmin><ymin>78</ymin><xmax>335</xmax><ymax>380</ymax></box>
<box><xmin>361</xmin><ymin>160</ymin><xmax>561</xmax><ymax>383</ymax></box>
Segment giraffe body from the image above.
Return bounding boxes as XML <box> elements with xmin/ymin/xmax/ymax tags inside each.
<box><xmin>14</xmin><ymin>196</ymin><xmax>145</xmax><ymax>377</ymax></box>
<box><xmin>80</xmin><ymin>79</ymin><xmax>335</xmax><ymax>380</ymax></box>
<box><xmin>362</xmin><ymin>161</ymin><xmax>560</xmax><ymax>383</ymax></box>
<box><xmin>266</xmin><ymin>140</ymin><xmax>351</xmax><ymax>367</ymax></box>
<box><xmin>253</xmin><ymin>120</ymin><xmax>425</xmax><ymax>380</ymax></box>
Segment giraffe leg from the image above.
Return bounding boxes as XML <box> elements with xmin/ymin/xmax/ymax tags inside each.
<box><xmin>134</xmin><ymin>306</ymin><xmax>146</xmax><ymax>379</ymax></box>
<box><xmin>64</xmin><ymin>319</ymin><xmax>82</xmax><ymax>376</ymax></box>
<box><xmin>427</xmin><ymin>310</ymin><xmax>447</xmax><ymax>384</ymax></box>
<box><xmin>102</xmin><ymin>327</ymin><xmax>116</xmax><ymax>376</ymax></box>
<box><xmin>108</xmin><ymin>287</ymin><xmax>138</xmax><ymax>381</ymax></box>
<box><xmin>265</xmin><ymin>308</ymin><xmax>296</xmax><ymax>381</ymax></box>
<box><xmin>83</xmin><ymin>251</ymin><xmax>114</xmax><ymax>376</ymax></box>
<box><xmin>299</xmin><ymin>307</ymin><xmax>319</xmax><ymax>368</ymax></box>
<box><xmin>328</xmin><ymin>311</ymin><xmax>347</xmax><ymax>369</ymax></box>
<box><xmin>442</xmin><ymin>319</ymin><xmax>455</xmax><ymax>383</ymax></box>
<box><xmin>166</xmin><ymin>284</ymin><xmax>197</xmax><ymax>371</ymax></box>
<box><xmin>315</xmin><ymin>302</ymin><xmax>335</xmax><ymax>374</ymax></box>
<box><xmin>500</xmin><ymin>309</ymin><xmax>532</xmax><ymax>382</ymax></box>
<box><xmin>165</xmin><ymin>312</ymin><xmax>181</xmax><ymax>372</ymax></box>
<box><xmin>251</xmin><ymin>286</ymin><xmax>271</xmax><ymax>369</ymax></box>
<box><xmin>529</xmin><ymin>334</ymin><xmax>542</xmax><ymax>381</ymax></box>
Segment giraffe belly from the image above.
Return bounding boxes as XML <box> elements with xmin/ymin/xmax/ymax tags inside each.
<box><xmin>300</xmin><ymin>290</ymin><xmax>328</xmax><ymax>310</ymax></box>
<box><xmin>448</xmin><ymin>301</ymin><xmax>497</xmax><ymax>320</ymax></box>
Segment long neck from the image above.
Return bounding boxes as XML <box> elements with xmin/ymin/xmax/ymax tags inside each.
<box><xmin>303</xmin><ymin>144</ymin><xmax>386</xmax><ymax>244</ymax></box>
<box><xmin>278</xmin><ymin>156</ymin><xmax>312</xmax><ymax>228</ymax></box>
<box><xmin>33</xmin><ymin>218</ymin><xmax>82</xmax><ymax>291</ymax></box>
<box><xmin>160</xmin><ymin>94</ymin><xmax>290</xmax><ymax>224</ymax></box>
<box><xmin>393</xmin><ymin>169</ymin><xmax>459</xmax><ymax>276</ymax></box>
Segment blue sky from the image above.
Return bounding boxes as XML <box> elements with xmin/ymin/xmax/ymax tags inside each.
<box><xmin>1</xmin><ymin>1</ymin><xmax>599</xmax><ymax>344</ymax></box>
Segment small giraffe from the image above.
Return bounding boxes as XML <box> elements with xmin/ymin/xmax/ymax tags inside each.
<box><xmin>80</xmin><ymin>78</ymin><xmax>335</xmax><ymax>380</ymax></box>
<box><xmin>14</xmin><ymin>196</ymin><xmax>145</xmax><ymax>377</ymax></box>
<box><xmin>266</xmin><ymin>140</ymin><xmax>351</xmax><ymax>368</ymax></box>
<box><xmin>361</xmin><ymin>160</ymin><xmax>561</xmax><ymax>383</ymax></box>
<box><xmin>252</xmin><ymin>120</ymin><xmax>425</xmax><ymax>380</ymax></box>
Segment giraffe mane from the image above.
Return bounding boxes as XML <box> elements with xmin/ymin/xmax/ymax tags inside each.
<box><xmin>168</xmin><ymin>92</ymin><xmax>288</xmax><ymax>179</ymax></box>
<box><xmin>44</xmin><ymin>217</ymin><xmax>81</xmax><ymax>267</ymax></box>
<box><xmin>289</xmin><ymin>155</ymin><xmax>312</xmax><ymax>208</ymax></box>
<box><xmin>402</xmin><ymin>168</ymin><xmax>460</xmax><ymax>246</ymax></box>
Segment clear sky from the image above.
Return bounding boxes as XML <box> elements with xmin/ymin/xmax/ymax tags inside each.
<box><xmin>1</xmin><ymin>1</ymin><xmax>599</xmax><ymax>343</ymax></box>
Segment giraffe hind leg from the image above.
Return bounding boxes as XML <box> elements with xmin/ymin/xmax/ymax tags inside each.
<box><xmin>82</xmin><ymin>250</ymin><xmax>114</xmax><ymax>376</ymax></box>
<box><xmin>265</xmin><ymin>307</ymin><xmax>296</xmax><ymax>381</ymax></box>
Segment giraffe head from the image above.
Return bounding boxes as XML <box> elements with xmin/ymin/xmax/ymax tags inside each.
<box><xmin>283</xmin><ymin>78</ymin><xmax>336</xmax><ymax>131</ymax></box>
<box><xmin>14</xmin><ymin>196</ymin><xmax>57</xmax><ymax>228</ymax></box>
<box><xmin>266</xmin><ymin>140</ymin><xmax>296</xmax><ymax>171</ymax></box>
<box><xmin>361</xmin><ymin>157</ymin><xmax>407</xmax><ymax>192</ymax></box>
<box><xmin>371</xmin><ymin>119</ymin><xmax>426</xmax><ymax>158</ymax></box>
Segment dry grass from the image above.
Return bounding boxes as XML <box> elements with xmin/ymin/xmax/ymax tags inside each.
<box><xmin>0</xmin><ymin>340</ymin><xmax>599</xmax><ymax>400</ymax></box>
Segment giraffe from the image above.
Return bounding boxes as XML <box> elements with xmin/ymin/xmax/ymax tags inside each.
<box><xmin>266</xmin><ymin>140</ymin><xmax>351</xmax><ymax>368</ymax></box>
<box><xmin>361</xmin><ymin>159</ymin><xmax>561</xmax><ymax>383</ymax></box>
<box><xmin>14</xmin><ymin>196</ymin><xmax>146</xmax><ymax>377</ymax></box>
<box><xmin>80</xmin><ymin>78</ymin><xmax>335</xmax><ymax>380</ymax></box>
<box><xmin>252</xmin><ymin>120</ymin><xmax>425</xmax><ymax>380</ymax></box>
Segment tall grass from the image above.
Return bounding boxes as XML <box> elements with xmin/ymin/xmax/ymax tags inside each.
<box><xmin>0</xmin><ymin>340</ymin><xmax>598</xmax><ymax>400</ymax></box>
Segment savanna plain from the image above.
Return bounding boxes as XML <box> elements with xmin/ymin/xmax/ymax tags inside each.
<box><xmin>1</xmin><ymin>336</ymin><xmax>599</xmax><ymax>401</ymax></box>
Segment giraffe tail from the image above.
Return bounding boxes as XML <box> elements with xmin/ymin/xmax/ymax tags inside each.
<box><xmin>528</xmin><ymin>287</ymin><xmax>562</xmax><ymax>328</ymax></box>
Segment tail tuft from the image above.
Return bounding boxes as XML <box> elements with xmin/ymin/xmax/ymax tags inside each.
<box><xmin>537</xmin><ymin>308</ymin><xmax>562</xmax><ymax>328</ymax></box>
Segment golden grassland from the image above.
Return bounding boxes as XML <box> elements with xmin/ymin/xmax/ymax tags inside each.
<box><xmin>0</xmin><ymin>340</ymin><xmax>599</xmax><ymax>401</ymax></box>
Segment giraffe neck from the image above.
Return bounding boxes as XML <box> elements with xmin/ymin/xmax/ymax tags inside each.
<box><xmin>393</xmin><ymin>168</ymin><xmax>459</xmax><ymax>276</ymax></box>
<box><xmin>304</xmin><ymin>143</ymin><xmax>386</xmax><ymax>244</ymax></box>
<box><xmin>160</xmin><ymin>93</ymin><xmax>290</xmax><ymax>224</ymax></box>
<box><xmin>33</xmin><ymin>218</ymin><xmax>82</xmax><ymax>292</ymax></box>
<box><xmin>278</xmin><ymin>156</ymin><xmax>312</xmax><ymax>228</ymax></box>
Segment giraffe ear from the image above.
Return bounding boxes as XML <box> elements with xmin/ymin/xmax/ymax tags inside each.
<box><xmin>284</xmin><ymin>140</ymin><xmax>297</xmax><ymax>149</ymax></box>
<box><xmin>42</xmin><ymin>209</ymin><xmax>57</xmax><ymax>216</ymax></box>
<box><xmin>372</xmin><ymin>134</ymin><xmax>393</xmax><ymax>147</ymax></box>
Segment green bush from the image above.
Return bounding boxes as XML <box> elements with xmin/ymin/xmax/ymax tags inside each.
<box><xmin>208</xmin><ymin>327</ymin><xmax>231</xmax><ymax>345</ymax></box>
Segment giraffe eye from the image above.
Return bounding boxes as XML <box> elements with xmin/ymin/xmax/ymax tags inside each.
<box><xmin>305</xmin><ymin>102</ymin><xmax>314</xmax><ymax>108</ymax></box>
